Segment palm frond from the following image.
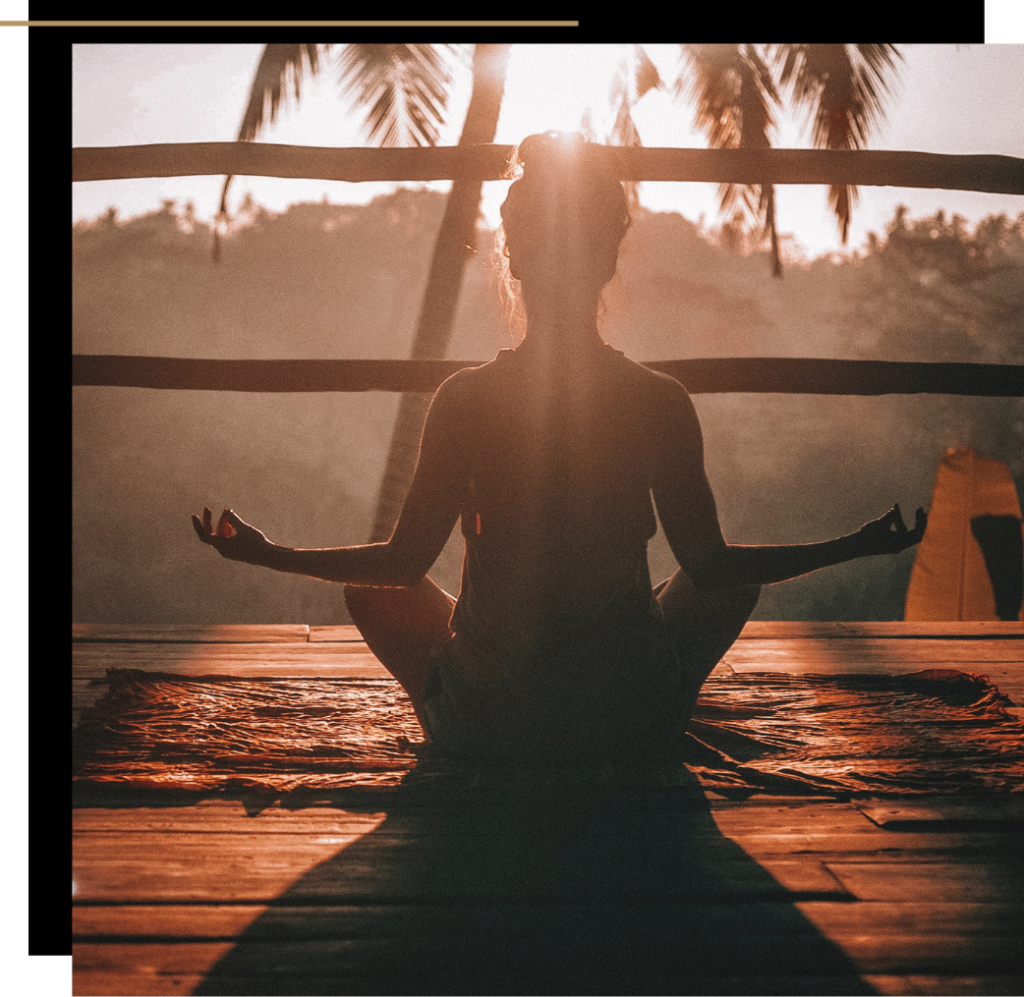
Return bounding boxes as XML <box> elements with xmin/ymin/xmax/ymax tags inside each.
<box><xmin>609</xmin><ymin>46</ymin><xmax>663</xmax><ymax>212</ymax></box>
<box><xmin>215</xmin><ymin>44</ymin><xmax>325</xmax><ymax>260</ymax></box>
<box><xmin>336</xmin><ymin>44</ymin><xmax>454</xmax><ymax>148</ymax></box>
<box><xmin>634</xmin><ymin>44</ymin><xmax>663</xmax><ymax>101</ymax></box>
<box><xmin>776</xmin><ymin>44</ymin><xmax>902</xmax><ymax>242</ymax></box>
<box><xmin>238</xmin><ymin>43</ymin><xmax>325</xmax><ymax>143</ymax></box>
<box><xmin>680</xmin><ymin>43</ymin><xmax>782</xmax><ymax>272</ymax></box>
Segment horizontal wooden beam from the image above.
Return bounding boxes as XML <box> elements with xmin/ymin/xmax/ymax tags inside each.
<box><xmin>72</xmin><ymin>143</ymin><xmax>1024</xmax><ymax>195</ymax></box>
<box><xmin>72</xmin><ymin>355</ymin><xmax>1024</xmax><ymax>396</ymax></box>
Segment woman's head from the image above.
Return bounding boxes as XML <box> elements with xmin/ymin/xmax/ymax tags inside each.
<box><xmin>499</xmin><ymin>132</ymin><xmax>630</xmax><ymax>294</ymax></box>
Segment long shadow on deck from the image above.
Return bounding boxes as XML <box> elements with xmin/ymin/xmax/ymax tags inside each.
<box><xmin>193</xmin><ymin>774</ymin><xmax>876</xmax><ymax>996</ymax></box>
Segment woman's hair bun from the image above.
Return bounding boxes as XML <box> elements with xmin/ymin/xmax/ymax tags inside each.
<box><xmin>513</xmin><ymin>131</ymin><xmax>616</xmax><ymax>186</ymax></box>
<box><xmin>499</xmin><ymin>131</ymin><xmax>630</xmax><ymax>291</ymax></box>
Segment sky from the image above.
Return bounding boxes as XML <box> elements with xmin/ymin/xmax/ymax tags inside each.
<box><xmin>72</xmin><ymin>43</ymin><xmax>1024</xmax><ymax>261</ymax></box>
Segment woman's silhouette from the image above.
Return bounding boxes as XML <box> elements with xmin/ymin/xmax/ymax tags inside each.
<box><xmin>194</xmin><ymin>132</ymin><xmax>925</xmax><ymax>764</ymax></box>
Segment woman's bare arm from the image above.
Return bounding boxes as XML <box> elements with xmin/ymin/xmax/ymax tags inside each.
<box><xmin>192</xmin><ymin>375</ymin><xmax>467</xmax><ymax>587</ymax></box>
<box><xmin>650</xmin><ymin>376</ymin><xmax>926</xmax><ymax>589</ymax></box>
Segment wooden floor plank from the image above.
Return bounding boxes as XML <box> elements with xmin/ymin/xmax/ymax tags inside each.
<box><xmin>865</xmin><ymin>974</ymin><xmax>1024</xmax><ymax>996</ymax></box>
<box><xmin>73</xmin><ymin>831</ymin><xmax>850</xmax><ymax>903</ymax></box>
<box><xmin>796</xmin><ymin>901</ymin><xmax>1024</xmax><ymax>937</ymax></box>
<box><xmin>73</xmin><ymin>832</ymin><xmax>375</xmax><ymax>904</ymax></box>
<box><xmin>309</xmin><ymin>625</ymin><xmax>364</xmax><ymax>642</ymax></box>
<box><xmin>72</xmin><ymin>621</ymin><xmax>1024</xmax><ymax>643</ymax></box>
<box><xmin>73</xmin><ymin>642</ymin><xmax>376</xmax><ymax>663</ymax></box>
<box><xmin>71</xmin><ymin>904</ymin><xmax>1024</xmax><ymax>992</ymax></box>
<box><xmin>73</xmin><ymin>659</ymin><xmax>391</xmax><ymax>680</ymax></box>
<box><xmin>73</xmin><ymin>901</ymin><xmax>1024</xmax><ymax>942</ymax></box>
<box><xmin>717</xmin><ymin>831</ymin><xmax>1018</xmax><ymax>859</ymax></box>
<box><xmin>74</xmin><ymin>905</ymin><xmax>270</xmax><ymax>940</ymax></box>
<box><xmin>73</xmin><ymin>803</ymin><xmax>387</xmax><ymax>835</ymax></box>
<box><xmin>858</xmin><ymin>799</ymin><xmax>1024</xmax><ymax>830</ymax></box>
<box><xmin>72</xmin><ymin>642</ymin><xmax>389</xmax><ymax>680</ymax></box>
<box><xmin>711</xmin><ymin>802</ymin><xmax>876</xmax><ymax>832</ymax></box>
<box><xmin>71</xmin><ymin>968</ymin><xmax>209</xmax><ymax>997</ymax></box>
<box><xmin>739</xmin><ymin>622</ymin><xmax>1023</xmax><ymax>639</ymax></box>
<box><xmin>71</xmin><ymin>936</ymin><xmax>875</xmax><ymax>983</ymax></box>
<box><xmin>78</xmin><ymin>932</ymin><xmax>966</xmax><ymax>989</ymax></box>
<box><xmin>70</xmin><ymin>622</ymin><xmax>1024</xmax><ymax>995</ymax></box>
<box><xmin>72</xmin><ymin>942</ymin><xmax>231</xmax><ymax>978</ymax></box>
<box><xmin>73</xmin><ymin>623</ymin><xmax>311</xmax><ymax>643</ymax></box>
<box><xmin>825</xmin><ymin>862</ymin><xmax>1024</xmax><ymax>903</ymax></box>
<box><xmin>725</xmin><ymin>638</ymin><xmax>1024</xmax><ymax>662</ymax></box>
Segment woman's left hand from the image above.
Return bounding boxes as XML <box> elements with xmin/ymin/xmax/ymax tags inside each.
<box><xmin>856</xmin><ymin>503</ymin><xmax>928</xmax><ymax>556</ymax></box>
<box><xmin>192</xmin><ymin>507</ymin><xmax>272</xmax><ymax>566</ymax></box>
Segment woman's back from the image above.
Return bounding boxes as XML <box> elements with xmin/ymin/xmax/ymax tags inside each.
<box><xmin>450</xmin><ymin>343</ymin><xmax>669</xmax><ymax>638</ymax></box>
<box><xmin>427</xmin><ymin>341</ymin><xmax>689</xmax><ymax>759</ymax></box>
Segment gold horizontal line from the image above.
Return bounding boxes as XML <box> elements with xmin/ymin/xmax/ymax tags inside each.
<box><xmin>2</xmin><ymin>20</ymin><xmax>579</xmax><ymax>27</ymax></box>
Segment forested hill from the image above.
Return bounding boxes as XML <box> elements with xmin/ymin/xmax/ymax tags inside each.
<box><xmin>73</xmin><ymin>191</ymin><xmax>1024</xmax><ymax>624</ymax></box>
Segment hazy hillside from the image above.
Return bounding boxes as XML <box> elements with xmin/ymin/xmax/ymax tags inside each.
<box><xmin>73</xmin><ymin>192</ymin><xmax>1024</xmax><ymax>623</ymax></box>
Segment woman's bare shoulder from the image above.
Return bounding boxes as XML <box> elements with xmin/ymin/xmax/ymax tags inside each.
<box><xmin>613</xmin><ymin>352</ymin><xmax>697</xmax><ymax>405</ymax></box>
<box><xmin>429</xmin><ymin>351</ymin><xmax>515</xmax><ymax>413</ymax></box>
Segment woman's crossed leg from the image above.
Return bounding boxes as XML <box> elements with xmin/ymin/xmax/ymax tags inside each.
<box><xmin>343</xmin><ymin>579</ymin><xmax>455</xmax><ymax>735</ymax></box>
<box><xmin>654</xmin><ymin>569</ymin><xmax>761</xmax><ymax>725</ymax></box>
<box><xmin>345</xmin><ymin>569</ymin><xmax>759</xmax><ymax>740</ymax></box>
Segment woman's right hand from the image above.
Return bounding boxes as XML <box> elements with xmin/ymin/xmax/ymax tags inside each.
<box><xmin>855</xmin><ymin>504</ymin><xmax>928</xmax><ymax>556</ymax></box>
<box><xmin>191</xmin><ymin>507</ymin><xmax>273</xmax><ymax>566</ymax></box>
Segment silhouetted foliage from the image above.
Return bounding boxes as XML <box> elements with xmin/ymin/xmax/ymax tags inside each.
<box><xmin>849</xmin><ymin>208</ymin><xmax>1024</xmax><ymax>364</ymax></box>
<box><xmin>73</xmin><ymin>195</ymin><xmax>1023</xmax><ymax>624</ymax></box>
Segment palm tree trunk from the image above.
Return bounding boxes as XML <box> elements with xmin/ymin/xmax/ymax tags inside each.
<box><xmin>369</xmin><ymin>43</ymin><xmax>510</xmax><ymax>542</ymax></box>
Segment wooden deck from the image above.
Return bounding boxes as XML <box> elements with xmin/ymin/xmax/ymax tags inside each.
<box><xmin>72</xmin><ymin>622</ymin><xmax>1024</xmax><ymax>996</ymax></box>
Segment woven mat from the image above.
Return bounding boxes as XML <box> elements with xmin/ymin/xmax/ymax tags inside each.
<box><xmin>73</xmin><ymin>667</ymin><xmax>1024</xmax><ymax>797</ymax></box>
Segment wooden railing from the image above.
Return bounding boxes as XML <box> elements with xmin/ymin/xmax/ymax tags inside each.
<box><xmin>72</xmin><ymin>355</ymin><xmax>1024</xmax><ymax>397</ymax></box>
<box><xmin>73</xmin><ymin>143</ymin><xmax>1024</xmax><ymax>194</ymax></box>
<box><xmin>73</xmin><ymin>142</ymin><xmax>1024</xmax><ymax>397</ymax></box>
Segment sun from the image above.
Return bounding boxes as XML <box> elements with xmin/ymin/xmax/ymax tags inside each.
<box><xmin>497</xmin><ymin>45</ymin><xmax>626</xmax><ymax>142</ymax></box>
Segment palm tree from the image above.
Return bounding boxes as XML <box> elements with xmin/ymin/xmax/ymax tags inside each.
<box><xmin>217</xmin><ymin>43</ymin><xmax>510</xmax><ymax>542</ymax></box>
<box><xmin>220</xmin><ymin>43</ymin><xmax>901</xmax><ymax>544</ymax></box>
<box><xmin>367</xmin><ymin>44</ymin><xmax>509</xmax><ymax>541</ymax></box>
<box><xmin>677</xmin><ymin>44</ymin><xmax>902</xmax><ymax>274</ymax></box>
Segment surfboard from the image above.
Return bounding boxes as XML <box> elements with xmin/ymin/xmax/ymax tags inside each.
<box><xmin>905</xmin><ymin>447</ymin><xmax>1024</xmax><ymax>621</ymax></box>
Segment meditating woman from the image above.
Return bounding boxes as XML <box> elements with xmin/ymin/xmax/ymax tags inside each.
<box><xmin>194</xmin><ymin>132</ymin><xmax>925</xmax><ymax>765</ymax></box>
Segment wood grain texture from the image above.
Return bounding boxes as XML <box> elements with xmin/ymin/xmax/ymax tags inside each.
<box><xmin>72</xmin><ymin>642</ymin><xmax>388</xmax><ymax>680</ymax></box>
<box><xmin>72</xmin><ymin>901</ymin><xmax>1024</xmax><ymax>942</ymax></box>
<box><xmin>825</xmin><ymin>862</ymin><xmax>1024</xmax><ymax>903</ymax></box>
<box><xmin>73</xmin><ymin>802</ymin><xmax>386</xmax><ymax>835</ymax></box>
<box><xmin>309</xmin><ymin>625</ymin><xmax>364</xmax><ymax>642</ymax></box>
<box><xmin>72</xmin><ymin>834</ymin><xmax>848</xmax><ymax>904</ymax></box>
<box><xmin>71</xmin><ymin>354</ymin><xmax>1024</xmax><ymax>396</ymax></box>
<box><xmin>858</xmin><ymin>799</ymin><xmax>1024</xmax><ymax>830</ymax></box>
<box><xmin>865</xmin><ymin>975</ymin><xmax>1024</xmax><ymax>996</ymax></box>
<box><xmin>72</xmin><ymin>831</ymin><xmax>377</xmax><ymax>903</ymax></box>
<box><xmin>737</xmin><ymin>622</ymin><xmax>1024</xmax><ymax>639</ymax></box>
<box><xmin>73</xmin><ymin>623</ymin><xmax>310</xmax><ymax>643</ymax></box>
<box><xmin>72</xmin><ymin>621</ymin><xmax>1024</xmax><ymax>642</ymax></box>
<box><xmin>70</xmin><ymin>623</ymin><xmax>1024</xmax><ymax>994</ymax></box>
<box><xmin>71</xmin><ymin>143</ymin><xmax>1024</xmax><ymax>194</ymax></box>
<box><xmin>724</xmin><ymin>639</ymin><xmax>1024</xmax><ymax>662</ymax></box>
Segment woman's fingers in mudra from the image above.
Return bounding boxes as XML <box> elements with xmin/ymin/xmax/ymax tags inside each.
<box><xmin>859</xmin><ymin>503</ymin><xmax>928</xmax><ymax>554</ymax></box>
<box><xmin>192</xmin><ymin>506</ymin><xmax>232</xmax><ymax>542</ymax></box>
<box><xmin>192</xmin><ymin>507</ymin><xmax>266</xmax><ymax>563</ymax></box>
<box><xmin>192</xmin><ymin>507</ymin><xmax>212</xmax><ymax>543</ymax></box>
<box><xmin>884</xmin><ymin>503</ymin><xmax>908</xmax><ymax>536</ymax></box>
<box><xmin>887</xmin><ymin>504</ymin><xmax>928</xmax><ymax>545</ymax></box>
